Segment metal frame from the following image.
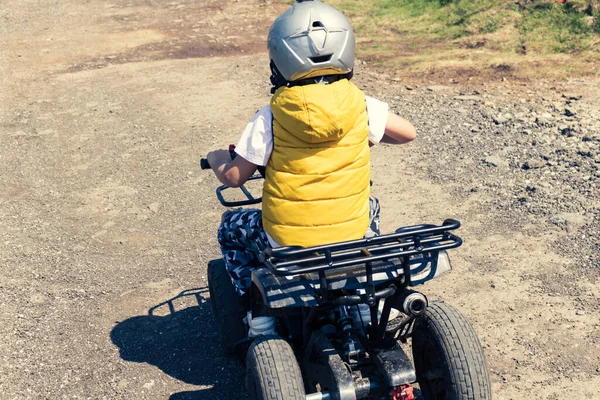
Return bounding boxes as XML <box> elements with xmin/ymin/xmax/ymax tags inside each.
<box><xmin>259</xmin><ymin>219</ymin><xmax>461</xmax><ymax>309</ymax></box>
<box><xmin>261</xmin><ymin>219</ymin><xmax>461</xmax><ymax>277</ymax></box>
<box><xmin>215</xmin><ymin>174</ymin><xmax>264</xmax><ymax>207</ymax></box>
<box><xmin>253</xmin><ymin>219</ymin><xmax>462</xmax><ymax>359</ymax></box>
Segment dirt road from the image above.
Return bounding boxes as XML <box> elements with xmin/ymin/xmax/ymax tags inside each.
<box><xmin>1</xmin><ymin>1</ymin><xmax>599</xmax><ymax>399</ymax></box>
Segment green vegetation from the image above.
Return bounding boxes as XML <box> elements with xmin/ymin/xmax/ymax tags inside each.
<box><xmin>323</xmin><ymin>0</ymin><xmax>599</xmax><ymax>78</ymax></box>
<box><xmin>517</xmin><ymin>1</ymin><xmax>599</xmax><ymax>52</ymax></box>
<box><xmin>329</xmin><ymin>0</ymin><xmax>598</xmax><ymax>53</ymax></box>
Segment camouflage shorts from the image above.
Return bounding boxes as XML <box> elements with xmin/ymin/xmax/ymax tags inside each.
<box><xmin>217</xmin><ymin>196</ymin><xmax>381</xmax><ymax>295</ymax></box>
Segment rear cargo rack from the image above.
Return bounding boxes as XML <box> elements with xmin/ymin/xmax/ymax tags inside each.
<box><xmin>261</xmin><ymin>219</ymin><xmax>462</xmax><ymax>279</ymax></box>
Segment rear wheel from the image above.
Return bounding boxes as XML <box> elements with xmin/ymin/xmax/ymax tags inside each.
<box><xmin>412</xmin><ymin>301</ymin><xmax>491</xmax><ymax>400</ymax></box>
<box><xmin>246</xmin><ymin>335</ymin><xmax>305</xmax><ymax>400</ymax></box>
<box><xmin>207</xmin><ymin>259</ymin><xmax>247</xmax><ymax>354</ymax></box>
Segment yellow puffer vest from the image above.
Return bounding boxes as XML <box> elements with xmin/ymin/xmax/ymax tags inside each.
<box><xmin>263</xmin><ymin>79</ymin><xmax>370</xmax><ymax>247</ymax></box>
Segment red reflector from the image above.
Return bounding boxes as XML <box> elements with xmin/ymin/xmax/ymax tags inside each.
<box><xmin>391</xmin><ymin>384</ymin><xmax>415</xmax><ymax>400</ymax></box>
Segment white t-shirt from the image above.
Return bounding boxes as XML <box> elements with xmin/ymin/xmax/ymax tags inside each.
<box><xmin>235</xmin><ymin>96</ymin><xmax>389</xmax><ymax>166</ymax></box>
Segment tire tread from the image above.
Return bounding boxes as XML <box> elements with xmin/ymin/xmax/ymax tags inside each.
<box><xmin>207</xmin><ymin>259</ymin><xmax>246</xmax><ymax>354</ymax></box>
<box><xmin>414</xmin><ymin>301</ymin><xmax>492</xmax><ymax>400</ymax></box>
<box><xmin>247</xmin><ymin>336</ymin><xmax>305</xmax><ymax>400</ymax></box>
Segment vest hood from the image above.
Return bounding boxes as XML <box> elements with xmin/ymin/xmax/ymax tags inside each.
<box><xmin>271</xmin><ymin>79</ymin><xmax>362</xmax><ymax>144</ymax></box>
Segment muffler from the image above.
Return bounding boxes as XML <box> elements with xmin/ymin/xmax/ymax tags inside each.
<box><xmin>400</xmin><ymin>291</ymin><xmax>428</xmax><ymax>316</ymax></box>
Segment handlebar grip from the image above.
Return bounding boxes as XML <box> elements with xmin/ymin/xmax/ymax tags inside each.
<box><xmin>201</xmin><ymin>145</ymin><xmax>236</xmax><ymax>171</ymax></box>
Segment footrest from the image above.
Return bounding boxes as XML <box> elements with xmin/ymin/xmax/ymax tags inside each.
<box><xmin>373</xmin><ymin>341</ymin><xmax>416</xmax><ymax>387</ymax></box>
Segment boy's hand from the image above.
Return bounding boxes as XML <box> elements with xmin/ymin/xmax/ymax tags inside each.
<box><xmin>206</xmin><ymin>149</ymin><xmax>232</xmax><ymax>170</ymax></box>
<box><xmin>206</xmin><ymin>148</ymin><xmax>258</xmax><ymax>188</ymax></box>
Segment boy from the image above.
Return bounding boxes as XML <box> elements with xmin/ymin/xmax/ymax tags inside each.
<box><xmin>206</xmin><ymin>0</ymin><xmax>416</xmax><ymax>295</ymax></box>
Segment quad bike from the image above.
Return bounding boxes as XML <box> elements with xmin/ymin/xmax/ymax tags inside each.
<box><xmin>201</xmin><ymin>153</ymin><xmax>492</xmax><ymax>400</ymax></box>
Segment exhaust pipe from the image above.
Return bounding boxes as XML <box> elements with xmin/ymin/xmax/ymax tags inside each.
<box><xmin>401</xmin><ymin>291</ymin><xmax>428</xmax><ymax>316</ymax></box>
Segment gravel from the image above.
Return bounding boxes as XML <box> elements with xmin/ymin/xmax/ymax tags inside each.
<box><xmin>364</xmin><ymin>78</ymin><xmax>599</xmax><ymax>278</ymax></box>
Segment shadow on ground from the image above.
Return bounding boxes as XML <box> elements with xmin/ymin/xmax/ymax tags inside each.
<box><xmin>111</xmin><ymin>288</ymin><xmax>247</xmax><ymax>399</ymax></box>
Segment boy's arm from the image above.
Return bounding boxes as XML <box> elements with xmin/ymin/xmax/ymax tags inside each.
<box><xmin>206</xmin><ymin>149</ymin><xmax>257</xmax><ymax>188</ymax></box>
<box><xmin>380</xmin><ymin>112</ymin><xmax>416</xmax><ymax>144</ymax></box>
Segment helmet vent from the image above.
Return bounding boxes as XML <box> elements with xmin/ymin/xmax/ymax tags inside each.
<box><xmin>312</xmin><ymin>21</ymin><xmax>325</xmax><ymax>28</ymax></box>
<box><xmin>309</xmin><ymin>54</ymin><xmax>333</xmax><ymax>63</ymax></box>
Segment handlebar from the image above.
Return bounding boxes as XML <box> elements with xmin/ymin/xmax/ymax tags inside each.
<box><xmin>201</xmin><ymin>144</ymin><xmax>263</xmax><ymax>207</ymax></box>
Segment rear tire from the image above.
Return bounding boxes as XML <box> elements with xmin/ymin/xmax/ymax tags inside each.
<box><xmin>207</xmin><ymin>259</ymin><xmax>247</xmax><ymax>354</ymax></box>
<box><xmin>246</xmin><ymin>335</ymin><xmax>305</xmax><ymax>400</ymax></box>
<box><xmin>412</xmin><ymin>301</ymin><xmax>491</xmax><ymax>400</ymax></box>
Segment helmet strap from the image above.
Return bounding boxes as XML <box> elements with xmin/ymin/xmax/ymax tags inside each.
<box><xmin>270</xmin><ymin>61</ymin><xmax>289</xmax><ymax>94</ymax></box>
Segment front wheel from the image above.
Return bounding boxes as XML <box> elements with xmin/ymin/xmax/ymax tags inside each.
<box><xmin>207</xmin><ymin>259</ymin><xmax>247</xmax><ymax>354</ymax></box>
<box><xmin>246</xmin><ymin>335</ymin><xmax>305</xmax><ymax>400</ymax></box>
<box><xmin>412</xmin><ymin>301</ymin><xmax>491</xmax><ymax>400</ymax></box>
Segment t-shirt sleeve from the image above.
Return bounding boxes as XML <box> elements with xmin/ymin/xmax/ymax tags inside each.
<box><xmin>366</xmin><ymin>96</ymin><xmax>389</xmax><ymax>144</ymax></box>
<box><xmin>234</xmin><ymin>105</ymin><xmax>273</xmax><ymax>167</ymax></box>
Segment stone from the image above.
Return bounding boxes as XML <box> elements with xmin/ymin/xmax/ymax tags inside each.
<box><xmin>522</xmin><ymin>159</ymin><xmax>545</xmax><ymax>170</ymax></box>
<box><xmin>552</xmin><ymin>212</ymin><xmax>589</xmax><ymax>228</ymax></box>
<box><xmin>515</xmin><ymin>113</ymin><xmax>529</xmax><ymax>123</ymax></box>
<box><xmin>536</xmin><ymin>113</ymin><xmax>554</xmax><ymax>126</ymax></box>
<box><xmin>560</xmin><ymin>125</ymin><xmax>576</xmax><ymax>137</ymax></box>
<box><xmin>453</xmin><ymin>95</ymin><xmax>483</xmax><ymax>102</ymax></box>
<box><xmin>562</xmin><ymin>93</ymin><xmax>582</xmax><ymax>101</ymax></box>
<box><xmin>480</xmin><ymin>108</ymin><xmax>494</xmax><ymax>119</ymax></box>
<box><xmin>482</xmin><ymin>155</ymin><xmax>507</xmax><ymax>168</ymax></box>
<box><xmin>425</xmin><ymin>85</ymin><xmax>451</xmax><ymax>92</ymax></box>
<box><xmin>492</xmin><ymin>116</ymin><xmax>507</xmax><ymax>126</ymax></box>
<box><xmin>143</xmin><ymin>380</ymin><xmax>155</xmax><ymax>389</ymax></box>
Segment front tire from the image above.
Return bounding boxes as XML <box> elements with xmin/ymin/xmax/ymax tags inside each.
<box><xmin>207</xmin><ymin>259</ymin><xmax>247</xmax><ymax>354</ymax></box>
<box><xmin>412</xmin><ymin>301</ymin><xmax>491</xmax><ymax>400</ymax></box>
<box><xmin>246</xmin><ymin>335</ymin><xmax>305</xmax><ymax>400</ymax></box>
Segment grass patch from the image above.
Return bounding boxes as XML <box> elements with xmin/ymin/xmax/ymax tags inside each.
<box><xmin>322</xmin><ymin>0</ymin><xmax>600</xmax><ymax>79</ymax></box>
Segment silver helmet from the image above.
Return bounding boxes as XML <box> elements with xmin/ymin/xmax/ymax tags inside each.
<box><xmin>267</xmin><ymin>0</ymin><xmax>355</xmax><ymax>82</ymax></box>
